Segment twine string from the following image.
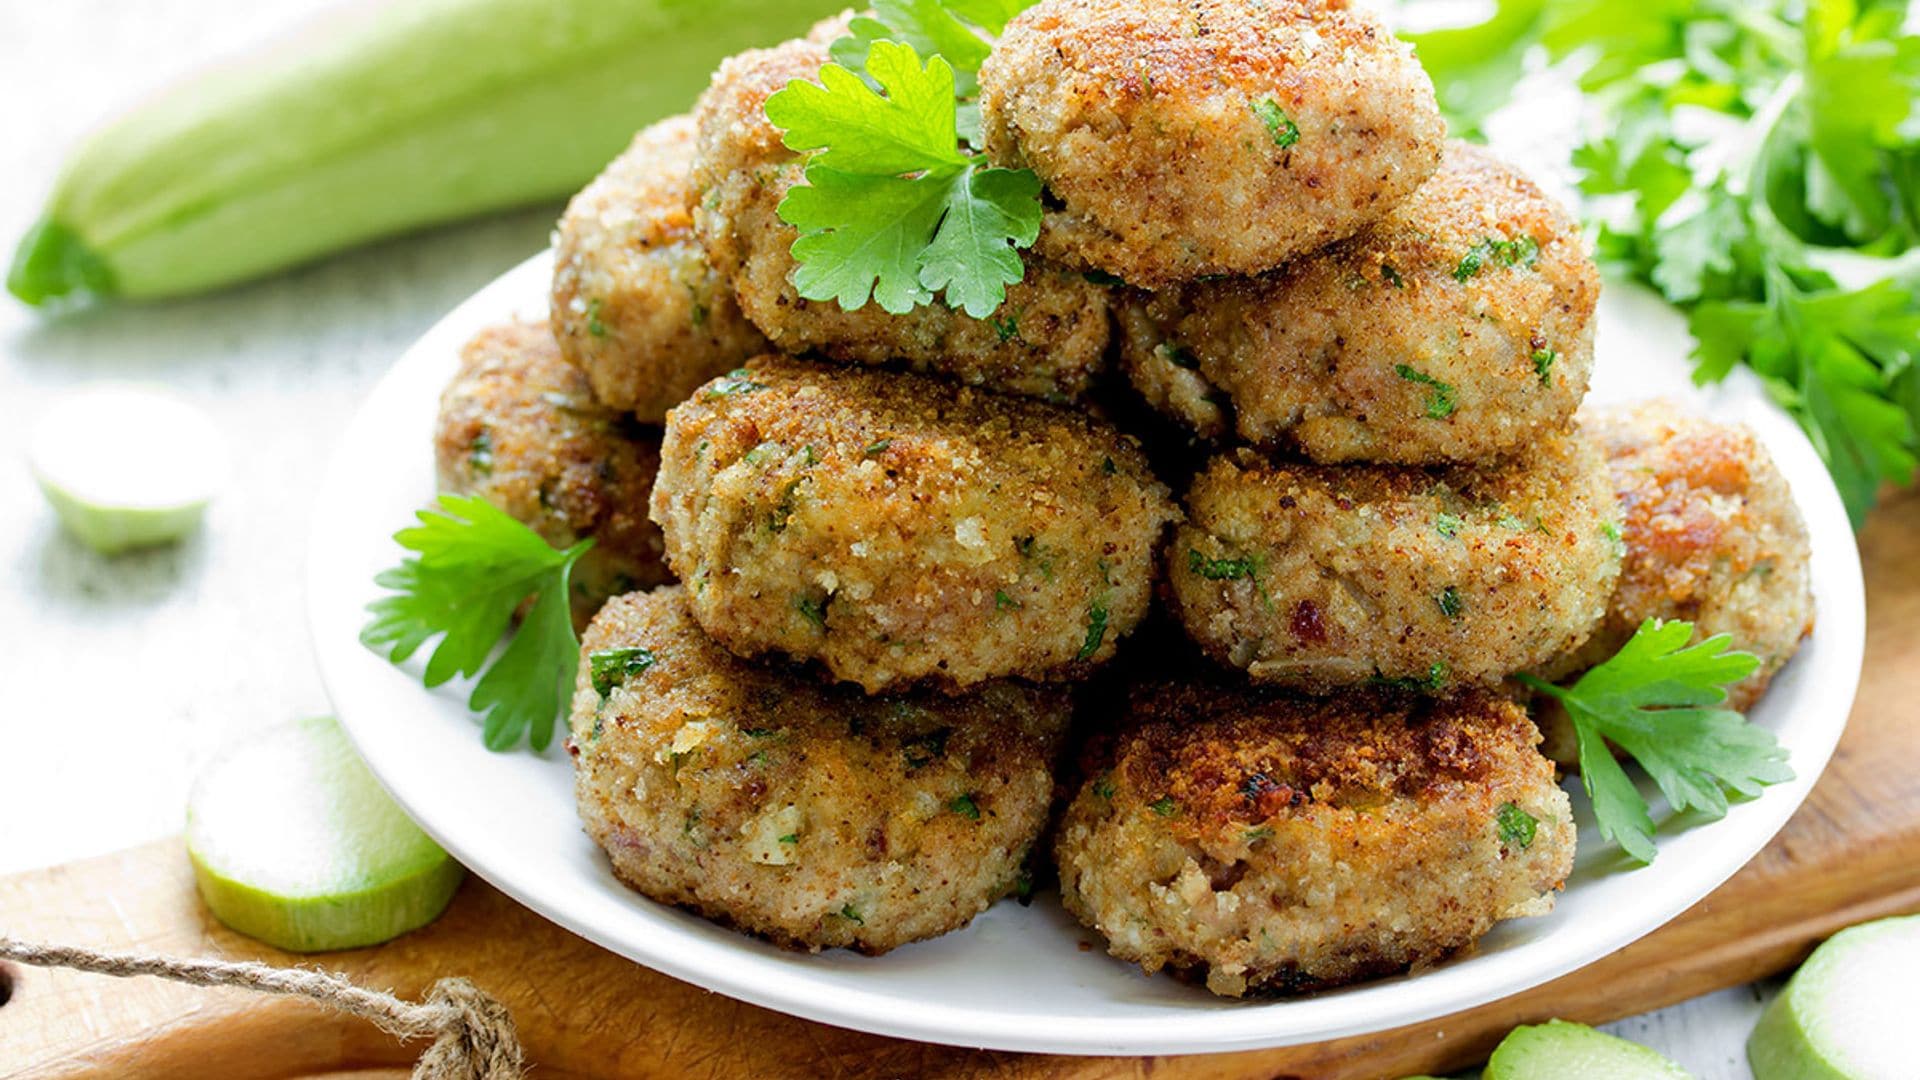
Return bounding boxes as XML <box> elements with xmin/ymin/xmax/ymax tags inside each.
<box><xmin>0</xmin><ymin>938</ymin><xmax>524</xmax><ymax>1079</ymax></box>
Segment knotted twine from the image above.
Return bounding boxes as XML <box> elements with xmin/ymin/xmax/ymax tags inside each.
<box><xmin>0</xmin><ymin>938</ymin><xmax>524</xmax><ymax>1079</ymax></box>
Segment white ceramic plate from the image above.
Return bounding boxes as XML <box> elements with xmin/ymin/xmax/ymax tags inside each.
<box><xmin>308</xmin><ymin>250</ymin><xmax>1865</xmax><ymax>1056</ymax></box>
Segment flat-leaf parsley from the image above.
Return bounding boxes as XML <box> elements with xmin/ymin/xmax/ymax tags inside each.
<box><xmin>831</xmin><ymin>0</ymin><xmax>1035</xmax><ymax>98</ymax></box>
<box><xmin>1520</xmin><ymin>619</ymin><xmax>1791</xmax><ymax>864</ymax></box>
<box><xmin>766</xmin><ymin>7</ymin><xmax>1044</xmax><ymax>319</ymax></box>
<box><xmin>1402</xmin><ymin>0</ymin><xmax>1920</xmax><ymax>524</ymax></box>
<box><xmin>361</xmin><ymin>494</ymin><xmax>591</xmax><ymax>752</ymax></box>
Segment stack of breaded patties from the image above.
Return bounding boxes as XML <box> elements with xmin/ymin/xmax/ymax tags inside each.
<box><xmin>430</xmin><ymin>0</ymin><xmax>1815</xmax><ymax>991</ymax></box>
<box><xmin>976</xmin><ymin>0</ymin><xmax>1601</xmax><ymax>997</ymax></box>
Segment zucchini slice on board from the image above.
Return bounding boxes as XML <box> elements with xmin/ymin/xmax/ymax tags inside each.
<box><xmin>1486</xmin><ymin>1019</ymin><xmax>1695</xmax><ymax>1079</ymax></box>
<box><xmin>1749</xmin><ymin>915</ymin><xmax>1920</xmax><ymax>1080</ymax></box>
<box><xmin>187</xmin><ymin>716</ymin><xmax>463</xmax><ymax>952</ymax></box>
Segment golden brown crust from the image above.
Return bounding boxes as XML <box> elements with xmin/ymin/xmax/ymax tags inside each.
<box><xmin>551</xmin><ymin>115</ymin><xmax>769</xmax><ymax>422</ymax></box>
<box><xmin>570</xmin><ymin>587</ymin><xmax>1070</xmax><ymax>953</ymax></box>
<box><xmin>433</xmin><ymin>320</ymin><xmax>669</xmax><ymax>629</ymax></box>
<box><xmin>1539</xmin><ymin>400</ymin><xmax>1814</xmax><ymax>712</ymax></box>
<box><xmin>689</xmin><ymin>19</ymin><xmax>847</xmax><ymax>278</ymax></box>
<box><xmin>650</xmin><ymin>356</ymin><xmax>1178</xmax><ymax>693</ymax></box>
<box><xmin>1116</xmin><ymin>686</ymin><xmax>1543</xmax><ymax>833</ymax></box>
<box><xmin>690</xmin><ymin>20</ymin><xmax>1111</xmax><ymax>401</ymax></box>
<box><xmin>1056</xmin><ymin>681</ymin><xmax>1574</xmax><ymax>996</ymax></box>
<box><xmin>981</xmin><ymin>0</ymin><xmax>1444</xmax><ymax>286</ymax></box>
<box><xmin>1169</xmin><ymin>428</ymin><xmax>1621</xmax><ymax>688</ymax></box>
<box><xmin>1122</xmin><ymin>142</ymin><xmax>1599</xmax><ymax>461</ymax></box>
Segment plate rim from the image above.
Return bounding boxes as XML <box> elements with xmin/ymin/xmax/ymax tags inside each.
<box><xmin>307</xmin><ymin>248</ymin><xmax>1867</xmax><ymax>1055</ymax></box>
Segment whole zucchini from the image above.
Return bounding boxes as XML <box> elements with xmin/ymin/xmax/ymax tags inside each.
<box><xmin>8</xmin><ymin>0</ymin><xmax>845</xmax><ymax>306</ymax></box>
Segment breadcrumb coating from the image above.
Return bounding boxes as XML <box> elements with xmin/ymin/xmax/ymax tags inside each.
<box><xmin>571</xmin><ymin>587</ymin><xmax>1070</xmax><ymax>953</ymax></box>
<box><xmin>1169</xmin><ymin>430</ymin><xmax>1620</xmax><ymax>689</ymax></box>
<box><xmin>981</xmin><ymin>0</ymin><xmax>1444</xmax><ymax>286</ymax></box>
<box><xmin>1122</xmin><ymin>142</ymin><xmax>1598</xmax><ymax>462</ymax></box>
<box><xmin>1532</xmin><ymin>401</ymin><xmax>1815</xmax><ymax>761</ymax></box>
<box><xmin>551</xmin><ymin>115</ymin><xmax>768</xmax><ymax>422</ymax></box>
<box><xmin>651</xmin><ymin>356</ymin><xmax>1177</xmax><ymax>693</ymax></box>
<box><xmin>1056</xmin><ymin>681</ymin><xmax>1574</xmax><ymax>996</ymax></box>
<box><xmin>433</xmin><ymin>319</ymin><xmax>669</xmax><ymax>630</ymax></box>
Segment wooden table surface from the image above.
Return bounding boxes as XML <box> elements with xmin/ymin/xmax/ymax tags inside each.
<box><xmin>0</xmin><ymin>2</ymin><xmax>1878</xmax><ymax>1076</ymax></box>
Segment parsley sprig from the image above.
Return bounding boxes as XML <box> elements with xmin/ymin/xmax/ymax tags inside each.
<box><xmin>1520</xmin><ymin>619</ymin><xmax>1792</xmax><ymax>864</ymax></box>
<box><xmin>766</xmin><ymin>0</ymin><xmax>1043</xmax><ymax>318</ymax></box>
<box><xmin>1405</xmin><ymin>0</ymin><xmax>1920</xmax><ymax>525</ymax></box>
<box><xmin>831</xmin><ymin>0</ymin><xmax>1033</xmax><ymax>105</ymax></box>
<box><xmin>361</xmin><ymin>494</ymin><xmax>589</xmax><ymax>752</ymax></box>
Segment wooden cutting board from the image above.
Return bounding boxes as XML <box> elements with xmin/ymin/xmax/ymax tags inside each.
<box><xmin>5</xmin><ymin>490</ymin><xmax>1919</xmax><ymax>1080</ymax></box>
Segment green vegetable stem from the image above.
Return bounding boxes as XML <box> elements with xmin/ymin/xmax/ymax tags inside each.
<box><xmin>8</xmin><ymin>0</ymin><xmax>848</xmax><ymax>306</ymax></box>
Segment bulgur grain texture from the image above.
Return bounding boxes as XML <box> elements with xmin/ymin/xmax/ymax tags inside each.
<box><xmin>551</xmin><ymin>114</ymin><xmax>768</xmax><ymax>421</ymax></box>
<box><xmin>690</xmin><ymin>22</ymin><xmax>1111</xmax><ymax>401</ymax></box>
<box><xmin>980</xmin><ymin>0</ymin><xmax>1445</xmax><ymax>287</ymax></box>
<box><xmin>570</xmin><ymin>587</ymin><xmax>1070</xmax><ymax>953</ymax></box>
<box><xmin>651</xmin><ymin>356</ymin><xmax>1177</xmax><ymax>693</ymax></box>
<box><xmin>433</xmin><ymin>320</ymin><xmax>669</xmax><ymax>629</ymax></box>
<box><xmin>1122</xmin><ymin>142</ymin><xmax>1599</xmax><ymax>461</ymax></box>
<box><xmin>1170</xmin><ymin>431</ymin><xmax>1620</xmax><ymax>689</ymax></box>
<box><xmin>1055</xmin><ymin>682</ymin><xmax>1574</xmax><ymax>996</ymax></box>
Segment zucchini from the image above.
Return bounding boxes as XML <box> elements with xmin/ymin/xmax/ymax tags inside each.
<box><xmin>1748</xmin><ymin>914</ymin><xmax>1920</xmax><ymax>1080</ymax></box>
<box><xmin>1486</xmin><ymin>1020</ymin><xmax>1695</xmax><ymax>1079</ymax></box>
<box><xmin>8</xmin><ymin>0</ymin><xmax>845</xmax><ymax>306</ymax></box>
<box><xmin>188</xmin><ymin>716</ymin><xmax>463</xmax><ymax>952</ymax></box>
<box><xmin>30</xmin><ymin>384</ymin><xmax>230</xmax><ymax>554</ymax></box>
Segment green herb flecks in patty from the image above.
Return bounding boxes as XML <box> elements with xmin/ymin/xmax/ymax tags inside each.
<box><xmin>1252</xmin><ymin>97</ymin><xmax>1301</xmax><ymax>149</ymax></box>
<box><xmin>1394</xmin><ymin>364</ymin><xmax>1458</xmax><ymax>419</ymax></box>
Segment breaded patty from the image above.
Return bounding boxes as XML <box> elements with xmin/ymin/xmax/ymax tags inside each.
<box><xmin>551</xmin><ymin>115</ymin><xmax>769</xmax><ymax>422</ymax></box>
<box><xmin>690</xmin><ymin>23</ymin><xmax>1111</xmax><ymax>401</ymax></box>
<box><xmin>651</xmin><ymin>356</ymin><xmax>1178</xmax><ymax>693</ymax></box>
<box><xmin>570</xmin><ymin>587</ymin><xmax>1071</xmax><ymax>953</ymax></box>
<box><xmin>1122</xmin><ymin>142</ymin><xmax>1599</xmax><ymax>461</ymax></box>
<box><xmin>1541</xmin><ymin>400</ymin><xmax>1814</xmax><ymax>709</ymax></box>
<box><xmin>1056</xmin><ymin>682</ymin><xmax>1574</xmax><ymax>996</ymax></box>
<box><xmin>433</xmin><ymin>320</ymin><xmax>669</xmax><ymax>629</ymax></box>
<box><xmin>1170</xmin><ymin>431</ymin><xmax>1620</xmax><ymax>689</ymax></box>
<box><xmin>979</xmin><ymin>0</ymin><xmax>1444</xmax><ymax>287</ymax></box>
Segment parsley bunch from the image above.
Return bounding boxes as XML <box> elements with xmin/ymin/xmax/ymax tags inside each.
<box><xmin>1408</xmin><ymin>0</ymin><xmax>1920</xmax><ymax>524</ymax></box>
<box><xmin>361</xmin><ymin>495</ymin><xmax>589</xmax><ymax>752</ymax></box>
<box><xmin>766</xmin><ymin>0</ymin><xmax>1042</xmax><ymax>318</ymax></box>
<box><xmin>1520</xmin><ymin>619</ymin><xmax>1792</xmax><ymax>863</ymax></box>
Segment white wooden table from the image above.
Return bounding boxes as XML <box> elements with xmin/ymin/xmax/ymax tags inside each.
<box><xmin>0</xmin><ymin>2</ymin><xmax>1775</xmax><ymax>1075</ymax></box>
